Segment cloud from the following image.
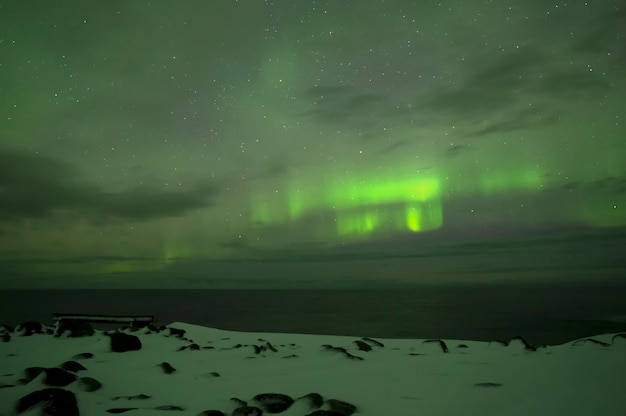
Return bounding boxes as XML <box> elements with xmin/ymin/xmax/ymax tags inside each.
<box><xmin>0</xmin><ymin>148</ymin><xmax>218</xmax><ymax>222</ymax></box>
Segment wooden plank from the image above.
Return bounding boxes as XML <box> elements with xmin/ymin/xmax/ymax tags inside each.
<box><xmin>52</xmin><ymin>313</ymin><xmax>156</xmax><ymax>325</ymax></box>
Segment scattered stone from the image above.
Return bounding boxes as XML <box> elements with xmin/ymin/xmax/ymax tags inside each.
<box><xmin>362</xmin><ymin>337</ymin><xmax>384</xmax><ymax>347</ymax></box>
<box><xmin>353</xmin><ymin>340</ymin><xmax>372</xmax><ymax>352</ymax></box>
<box><xmin>230</xmin><ymin>397</ymin><xmax>247</xmax><ymax>407</ymax></box>
<box><xmin>572</xmin><ymin>338</ymin><xmax>611</xmax><ymax>347</ymax></box>
<box><xmin>43</xmin><ymin>368</ymin><xmax>77</xmax><ymax>387</ymax></box>
<box><xmin>159</xmin><ymin>362</ymin><xmax>176</xmax><ymax>374</ymax></box>
<box><xmin>23</xmin><ymin>366</ymin><xmax>46</xmax><ymax>383</ymax></box>
<box><xmin>55</xmin><ymin>320</ymin><xmax>95</xmax><ymax>338</ymax></box>
<box><xmin>106</xmin><ymin>408</ymin><xmax>138</xmax><ymax>413</ymax></box>
<box><xmin>209</xmin><ymin>371</ymin><xmax>221</xmax><ymax>377</ymax></box>
<box><xmin>326</xmin><ymin>399</ymin><xmax>357</xmax><ymax>415</ymax></box>
<box><xmin>456</xmin><ymin>344</ymin><xmax>469</xmax><ymax>349</ymax></box>
<box><xmin>16</xmin><ymin>321</ymin><xmax>44</xmax><ymax>336</ymax></box>
<box><xmin>611</xmin><ymin>333</ymin><xmax>626</xmax><ymax>345</ymax></box>
<box><xmin>422</xmin><ymin>339</ymin><xmax>449</xmax><ymax>353</ymax></box>
<box><xmin>1</xmin><ymin>332</ymin><xmax>10</xmax><ymax>342</ymax></box>
<box><xmin>178</xmin><ymin>343</ymin><xmax>200</xmax><ymax>351</ymax></box>
<box><xmin>59</xmin><ymin>360</ymin><xmax>87</xmax><ymax>372</ymax></box>
<box><xmin>166</xmin><ymin>328</ymin><xmax>186</xmax><ymax>338</ymax></box>
<box><xmin>197</xmin><ymin>410</ymin><xmax>225</xmax><ymax>416</ymax></box>
<box><xmin>509</xmin><ymin>336</ymin><xmax>537</xmax><ymax>351</ymax></box>
<box><xmin>321</xmin><ymin>345</ymin><xmax>363</xmax><ymax>361</ymax></box>
<box><xmin>408</xmin><ymin>352</ymin><xmax>425</xmax><ymax>356</ymax></box>
<box><xmin>154</xmin><ymin>405</ymin><xmax>185</xmax><ymax>411</ymax></box>
<box><xmin>306</xmin><ymin>411</ymin><xmax>344</xmax><ymax>416</ymax></box>
<box><xmin>474</xmin><ymin>382</ymin><xmax>503</xmax><ymax>387</ymax></box>
<box><xmin>0</xmin><ymin>383</ymin><xmax>15</xmax><ymax>388</ymax></box>
<box><xmin>16</xmin><ymin>388</ymin><xmax>79</xmax><ymax>416</ymax></box>
<box><xmin>110</xmin><ymin>332</ymin><xmax>142</xmax><ymax>352</ymax></box>
<box><xmin>113</xmin><ymin>394</ymin><xmax>151</xmax><ymax>400</ymax></box>
<box><xmin>78</xmin><ymin>376</ymin><xmax>102</xmax><ymax>392</ymax></box>
<box><xmin>282</xmin><ymin>354</ymin><xmax>298</xmax><ymax>358</ymax></box>
<box><xmin>72</xmin><ymin>352</ymin><xmax>94</xmax><ymax>360</ymax></box>
<box><xmin>295</xmin><ymin>393</ymin><xmax>324</xmax><ymax>410</ymax></box>
<box><xmin>253</xmin><ymin>393</ymin><xmax>294</xmax><ymax>413</ymax></box>
<box><xmin>232</xmin><ymin>406</ymin><xmax>263</xmax><ymax>416</ymax></box>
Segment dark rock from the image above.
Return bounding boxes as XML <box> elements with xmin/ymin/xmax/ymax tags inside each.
<box><xmin>0</xmin><ymin>383</ymin><xmax>15</xmax><ymax>388</ymax></box>
<box><xmin>110</xmin><ymin>332</ymin><xmax>142</xmax><ymax>352</ymax></box>
<box><xmin>23</xmin><ymin>366</ymin><xmax>46</xmax><ymax>383</ymax></box>
<box><xmin>159</xmin><ymin>362</ymin><xmax>176</xmax><ymax>374</ymax></box>
<box><xmin>295</xmin><ymin>393</ymin><xmax>324</xmax><ymax>410</ymax></box>
<box><xmin>353</xmin><ymin>340</ymin><xmax>372</xmax><ymax>352</ymax></box>
<box><xmin>59</xmin><ymin>360</ymin><xmax>87</xmax><ymax>372</ymax></box>
<box><xmin>509</xmin><ymin>336</ymin><xmax>537</xmax><ymax>351</ymax></box>
<box><xmin>282</xmin><ymin>354</ymin><xmax>298</xmax><ymax>358</ymax></box>
<box><xmin>422</xmin><ymin>339</ymin><xmax>449</xmax><ymax>353</ymax></box>
<box><xmin>265</xmin><ymin>342</ymin><xmax>277</xmax><ymax>352</ymax></box>
<box><xmin>456</xmin><ymin>344</ymin><xmax>469</xmax><ymax>349</ymax></box>
<box><xmin>16</xmin><ymin>388</ymin><xmax>79</xmax><ymax>416</ymax></box>
<box><xmin>306</xmin><ymin>411</ymin><xmax>344</xmax><ymax>416</ymax></box>
<box><xmin>55</xmin><ymin>320</ymin><xmax>95</xmax><ymax>338</ymax></box>
<box><xmin>154</xmin><ymin>405</ymin><xmax>185</xmax><ymax>411</ymax></box>
<box><xmin>253</xmin><ymin>393</ymin><xmax>294</xmax><ymax>413</ymax></box>
<box><xmin>113</xmin><ymin>394</ymin><xmax>151</xmax><ymax>400</ymax></box>
<box><xmin>17</xmin><ymin>321</ymin><xmax>44</xmax><ymax>336</ymax></box>
<box><xmin>107</xmin><ymin>408</ymin><xmax>138</xmax><ymax>413</ymax></box>
<box><xmin>362</xmin><ymin>337</ymin><xmax>384</xmax><ymax>347</ymax></box>
<box><xmin>474</xmin><ymin>382</ymin><xmax>503</xmax><ymax>387</ymax></box>
<box><xmin>232</xmin><ymin>406</ymin><xmax>263</xmax><ymax>416</ymax></box>
<box><xmin>72</xmin><ymin>352</ymin><xmax>94</xmax><ymax>360</ymax></box>
<box><xmin>43</xmin><ymin>368</ymin><xmax>77</xmax><ymax>387</ymax></box>
<box><xmin>197</xmin><ymin>411</ymin><xmax>225</xmax><ymax>416</ymax></box>
<box><xmin>1</xmin><ymin>332</ymin><xmax>10</xmax><ymax>342</ymax></box>
<box><xmin>179</xmin><ymin>343</ymin><xmax>201</xmax><ymax>351</ymax></box>
<box><xmin>572</xmin><ymin>338</ymin><xmax>611</xmax><ymax>347</ymax></box>
<box><xmin>78</xmin><ymin>376</ymin><xmax>102</xmax><ymax>392</ymax></box>
<box><xmin>611</xmin><ymin>333</ymin><xmax>626</xmax><ymax>344</ymax></box>
<box><xmin>1</xmin><ymin>324</ymin><xmax>15</xmax><ymax>332</ymax></box>
<box><xmin>321</xmin><ymin>345</ymin><xmax>363</xmax><ymax>361</ymax></box>
<box><xmin>326</xmin><ymin>399</ymin><xmax>357</xmax><ymax>415</ymax></box>
<box><xmin>166</xmin><ymin>327</ymin><xmax>186</xmax><ymax>338</ymax></box>
<box><xmin>488</xmin><ymin>340</ymin><xmax>508</xmax><ymax>348</ymax></box>
<box><xmin>202</xmin><ymin>346</ymin><xmax>215</xmax><ymax>350</ymax></box>
<box><xmin>230</xmin><ymin>397</ymin><xmax>247</xmax><ymax>407</ymax></box>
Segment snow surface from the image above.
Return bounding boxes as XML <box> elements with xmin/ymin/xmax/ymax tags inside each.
<box><xmin>1</xmin><ymin>322</ymin><xmax>625</xmax><ymax>415</ymax></box>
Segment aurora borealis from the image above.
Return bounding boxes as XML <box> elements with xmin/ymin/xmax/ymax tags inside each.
<box><xmin>1</xmin><ymin>1</ymin><xmax>625</xmax><ymax>288</ymax></box>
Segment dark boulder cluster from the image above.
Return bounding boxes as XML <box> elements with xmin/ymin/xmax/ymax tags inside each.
<box><xmin>214</xmin><ymin>392</ymin><xmax>357</xmax><ymax>416</ymax></box>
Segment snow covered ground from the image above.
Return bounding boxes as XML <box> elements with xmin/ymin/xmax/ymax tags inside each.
<box><xmin>1</xmin><ymin>321</ymin><xmax>625</xmax><ymax>415</ymax></box>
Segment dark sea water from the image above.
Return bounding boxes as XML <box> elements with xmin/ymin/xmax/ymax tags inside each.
<box><xmin>1</xmin><ymin>284</ymin><xmax>625</xmax><ymax>345</ymax></box>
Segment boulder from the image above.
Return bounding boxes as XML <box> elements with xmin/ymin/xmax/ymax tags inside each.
<box><xmin>15</xmin><ymin>388</ymin><xmax>79</xmax><ymax>416</ymax></box>
<box><xmin>59</xmin><ymin>361</ymin><xmax>87</xmax><ymax>372</ymax></box>
<box><xmin>326</xmin><ymin>399</ymin><xmax>357</xmax><ymax>415</ymax></box>
<box><xmin>43</xmin><ymin>368</ymin><xmax>77</xmax><ymax>387</ymax></box>
<box><xmin>295</xmin><ymin>393</ymin><xmax>324</xmax><ymax>410</ymax></box>
<box><xmin>55</xmin><ymin>320</ymin><xmax>95</xmax><ymax>338</ymax></box>
<box><xmin>78</xmin><ymin>376</ymin><xmax>102</xmax><ymax>392</ymax></box>
<box><xmin>159</xmin><ymin>362</ymin><xmax>176</xmax><ymax>374</ymax></box>
<box><xmin>252</xmin><ymin>393</ymin><xmax>294</xmax><ymax>413</ymax></box>
<box><xmin>16</xmin><ymin>321</ymin><xmax>44</xmax><ymax>336</ymax></box>
<box><xmin>109</xmin><ymin>332</ymin><xmax>142</xmax><ymax>352</ymax></box>
<box><xmin>232</xmin><ymin>406</ymin><xmax>262</xmax><ymax>416</ymax></box>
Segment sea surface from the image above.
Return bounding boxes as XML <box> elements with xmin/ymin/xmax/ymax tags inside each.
<box><xmin>1</xmin><ymin>284</ymin><xmax>626</xmax><ymax>345</ymax></box>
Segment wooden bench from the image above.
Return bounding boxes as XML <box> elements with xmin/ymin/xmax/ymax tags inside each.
<box><xmin>52</xmin><ymin>313</ymin><xmax>157</xmax><ymax>328</ymax></box>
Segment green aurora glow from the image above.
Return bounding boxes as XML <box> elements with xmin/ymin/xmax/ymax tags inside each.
<box><xmin>0</xmin><ymin>0</ymin><xmax>625</xmax><ymax>287</ymax></box>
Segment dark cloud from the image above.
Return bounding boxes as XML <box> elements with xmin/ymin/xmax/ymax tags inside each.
<box><xmin>0</xmin><ymin>148</ymin><xmax>218</xmax><ymax>222</ymax></box>
<box><xmin>445</xmin><ymin>144</ymin><xmax>472</xmax><ymax>158</ymax></box>
<box><xmin>574</xmin><ymin>7</ymin><xmax>626</xmax><ymax>63</ymax></box>
<box><xmin>300</xmin><ymin>85</ymin><xmax>387</xmax><ymax>128</ymax></box>
<box><xmin>379</xmin><ymin>139</ymin><xmax>410</xmax><ymax>155</ymax></box>
<box><xmin>422</xmin><ymin>48</ymin><xmax>611</xmax><ymax>126</ymax></box>
<box><xmin>467</xmin><ymin>107</ymin><xmax>561</xmax><ymax>137</ymax></box>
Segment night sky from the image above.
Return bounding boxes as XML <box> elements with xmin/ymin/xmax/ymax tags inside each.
<box><xmin>1</xmin><ymin>1</ymin><xmax>625</xmax><ymax>288</ymax></box>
